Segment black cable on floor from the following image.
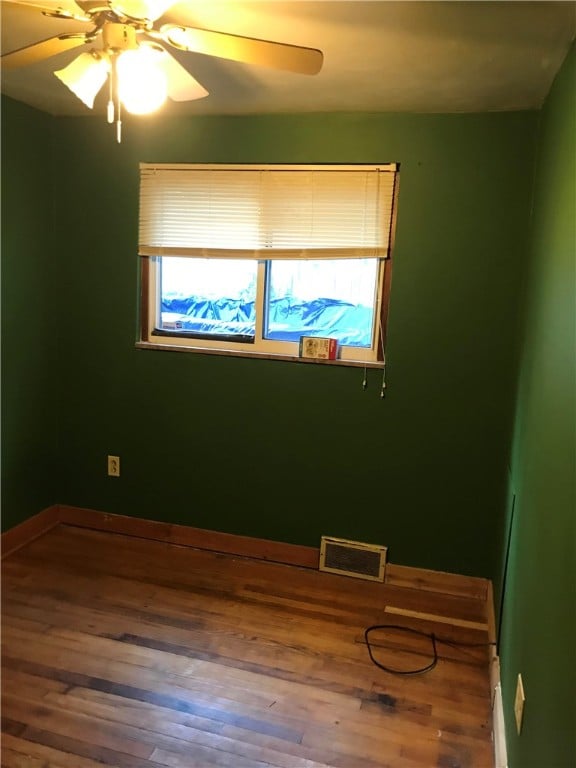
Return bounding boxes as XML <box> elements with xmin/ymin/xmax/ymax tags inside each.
<box><xmin>364</xmin><ymin>623</ymin><xmax>497</xmax><ymax>676</ymax></box>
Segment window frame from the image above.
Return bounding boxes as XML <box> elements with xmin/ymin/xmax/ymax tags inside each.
<box><xmin>138</xmin><ymin>164</ymin><xmax>399</xmax><ymax>367</ymax></box>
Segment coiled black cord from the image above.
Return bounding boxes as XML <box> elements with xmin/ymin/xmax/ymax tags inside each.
<box><xmin>364</xmin><ymin>623</ymin><xmax>496</xmax><ymax>676</ymax></box>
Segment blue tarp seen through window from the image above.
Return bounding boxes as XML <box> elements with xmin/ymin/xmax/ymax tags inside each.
<box><xmin>161</xmin><ymin>295</ymin><xmax>372</xmax><ymax>347</ymax></box>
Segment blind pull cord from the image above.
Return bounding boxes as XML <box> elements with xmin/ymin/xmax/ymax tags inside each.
<box><xmin>380</xmin><ymin>319</ymin><xmax>386</xmax><ymax>398</ymax></box>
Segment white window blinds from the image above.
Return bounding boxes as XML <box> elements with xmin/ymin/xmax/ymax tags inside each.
<box><xmin>139</xmin><ymin>163</ymin><xmax>398</xmax><ymax>259</ymax></box>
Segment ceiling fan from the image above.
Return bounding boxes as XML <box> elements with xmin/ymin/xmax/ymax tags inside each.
<box><xmin>1</xmin><ymin>0</ymin><xmax>324</xmax><ymax>140</ymax></box>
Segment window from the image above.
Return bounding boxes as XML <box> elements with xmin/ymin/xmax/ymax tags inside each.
<box><xmin>139</xmin><ymin>164</ymin><xmax>398</xmax><ymax>364</ymax></box>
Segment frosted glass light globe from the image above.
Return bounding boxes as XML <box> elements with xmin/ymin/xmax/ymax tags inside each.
<box><xmin>117</xmin><ymin>46</ymin><xmax>167</xmax><ymax>115</ymax></box>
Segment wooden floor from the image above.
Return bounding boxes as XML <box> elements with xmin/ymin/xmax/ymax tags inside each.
<box><xmin>1</xmin><ymin>525</ymin><xmax>494</xmax><ymax>768</ymax></box>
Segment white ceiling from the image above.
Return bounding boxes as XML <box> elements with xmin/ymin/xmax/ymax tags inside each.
<box><xmin>1</xmin><ymin>0</ymin><xmax>575</xmax><ymax>117</ymax></box>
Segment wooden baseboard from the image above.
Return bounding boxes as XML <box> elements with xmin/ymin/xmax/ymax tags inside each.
<box><xmin>488</xmin><ymin>581</ymin><xmax>507</xmax><ymax>768</ymax></box>
<box><xmin>486</xmin><ymin>580</ymin><xmax>498</xmax><ymax>650</ymax></box>
<box><xmin>1</xmin><ymin>506</ymin><xmax>60</xmax><ymax>559</ymax></box>
<box><xmin>57</xmin><ymin>505</ymin><xmax>320</xmax><ymax>570</ymax></box>
<box><xmin>4</xmin><ymin>504</ymin><xmax>492</xmax><ymax>606</ymax></box>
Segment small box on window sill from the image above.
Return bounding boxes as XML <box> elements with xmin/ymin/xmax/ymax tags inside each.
<box><xmin>299</xmin><ymin>336</ymin><xmax>338</xmax><ymax>360</ymax></box>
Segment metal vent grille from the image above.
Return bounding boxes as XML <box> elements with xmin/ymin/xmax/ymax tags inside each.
<box><xmin>319</xmin><ymin>536</ymin><xmax>387</xmax><ymax>582</ymax></box>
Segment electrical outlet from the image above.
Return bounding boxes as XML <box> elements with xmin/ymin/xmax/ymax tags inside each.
<box><xmin>514</xmin><ymin>673</ymin><xmax>525</xmax><ymax>734</ymax></box>
<box><xmin>107</xmin><ymin>455</ymin><xmax>120</xmax><ymax>477</ymax></box>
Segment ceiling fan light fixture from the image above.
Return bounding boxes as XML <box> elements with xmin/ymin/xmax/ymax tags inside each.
<box><xmin>110</xmin><ymin>0</ymin><xmax>176</xmax><ymax>22</ymax></box>
<box><xmin>6</xmin><ymin>0</ymin><xmax>324</xmax><ymax>141</ymax></box>
<box><xmin>54</xmin><ymin>51</ymin><xmax>110</xmax><ymax>109</ymax></box>
<box><xmin>116</xmin><ymin>44</ymin><xmax>167</xmax><ymax>114</ymax></box>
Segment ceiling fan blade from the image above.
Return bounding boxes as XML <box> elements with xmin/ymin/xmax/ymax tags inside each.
<box><xmin>159</xmin><ymin>24</ymin><xmax>323</xmax><ymax>75</ymax></box>
<box><xmin>154</xmin><ymin>45</ymin><xmax>208</xmax><ymax>102</ymax></box>
<box><xmin>1</xmin><ymin>33</ymin><xmax>88</xmax><ymax>70</ymax></box>
<box><xmin>0</xmin><ymin>0</ymin><xmax>90</xmax><ymax>19</ymax></box>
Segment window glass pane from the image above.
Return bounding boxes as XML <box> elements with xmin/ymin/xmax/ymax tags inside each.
<box><xmin>264</xmin><ymin>259</ymin><xmax>378</xmax><ymax>348</ymax></box>
<box><xmin>159</xmin><ymin>257</ymin><xmax>257</xmax><ymax>338</ymax></box>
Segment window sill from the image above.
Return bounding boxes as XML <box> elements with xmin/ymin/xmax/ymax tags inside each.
<box><xmin>135</xmin><ymin>341</ymin><xmax>384</xmax><ymax>369</ymax></box>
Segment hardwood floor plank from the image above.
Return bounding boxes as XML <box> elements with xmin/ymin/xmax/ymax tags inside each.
<box><xmin>4</xmin><ymin>591</ymin><xmax>487</xmax><ymax>710</ymax></box>
<box><xmin>1</xmin><ymin>747</ymin><xmax>48</xmax><ymax>768</ymax></box>
<box><xmin>1</xmin><ymin>654</ymin><xmax>304</xmax><ymax>746</ymax></box>
<box><xmin>2</xmin><ymin>613</ymin><xmax>377</xmax><ymax>707</ymax></box>
<box><xmin>1</xmin><ymin>733</ymin><xmax>134</xmax><ymax>768</ymax></box>
<box><xmin>2</xmin><ymin>623</ymin><xmax>488</xmax><ymax>738</ymax></box>
<box><xmin>52</xmin><ymin>686</ymin><xmax>391</xmax><ymax>768</ymax></box>
<box><xmin>384</xmin><ymin>605</ymin><xmax>488</xmax><ymax>631</ymax></box>
<box><xmin>41</xmin><ymin>688</ymin><xmax>332</xmax><ymax>768</ymax></box>
<box><xmin>385</xmin><ymin>564</ymin><xmax>488</xmax><ymax>601</ymax></box>
<box><xmin>218</xmin><ymin>724</ymin><xmax>396</xmax><ymax>768</ymax></box>
<box><xmin>1</xmin><ymin>717</ymin><xmax>26</xmax><ymax>737</ymax></box>
<box><xmin>1</xmin><ymin>696</ymin><xmax>155</xmax><ymax>760</ymax></box>
<box><xmin>2</xmin><ymin>526</ymin><xmax>494</xmax><ymax>768</ymax></box>
<box><xmin>0</xmin><ymin>722</ymin><xmax>165</xmax><ymax>768</ymax></box>
<box><xmin>1</xmin><ymin>667</ymin><xmax>70</xmax><ymax>700</ymax></box>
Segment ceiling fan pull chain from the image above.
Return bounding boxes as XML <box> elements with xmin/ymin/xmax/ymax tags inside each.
<box><xmin>116</xmin><ymin>86</ymin><xmax>122</xmax><ymax>143</ymax></box>
<box><xmin>107</xmin><ymin>55</ymin><xmax>115</xmax><ymax>124</ymax></box>
<box><xmin>107</xmin><ymin>99</ymin><xmax>114</xmax><ymax>123</ymax></box>
<box><xmin>106</xmin><ymin>52</ymin><xmax>122</xmax><ymax>143</ymax></box>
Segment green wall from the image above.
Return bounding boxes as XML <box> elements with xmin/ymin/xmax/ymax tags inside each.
<box><xmin>46</xmin><ymin>108</ymin><xmax>537</xmax><ymax>578</ymax></box>
<box><xmin>1</xmin><ymin>97</ymin><xmax>58</xmax><ymax>530</ymax></box>
<box><xmin>500</xmin><ymin>43</ymin><xmax>576</xmax><ymax>768</ymax></box>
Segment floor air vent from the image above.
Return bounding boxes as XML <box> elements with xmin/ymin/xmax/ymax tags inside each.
<box><xmin>319</xmin><ymin>536</ymin><xmax>387</xmax><ymax>582</ymax></box>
